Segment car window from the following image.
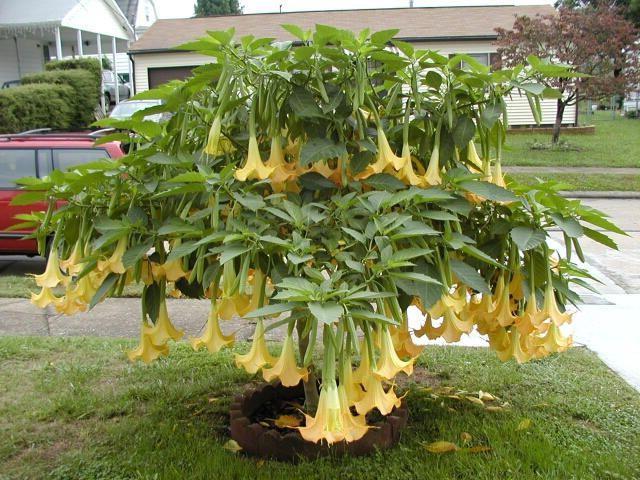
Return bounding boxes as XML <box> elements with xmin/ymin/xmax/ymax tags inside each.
<box><xmin>37</xmin><ymin>149</ymin><xmax>52</xmax><ymax>177</ymax></box>
<box><xmin>0</xmin><ymin>149</ymin><xmax>36</xmax><ymax>188</ymax></box>
<box><xmin>52</xmin><ymin>149</ymin><xmax>110</xmax><ymax>171</ymax></box>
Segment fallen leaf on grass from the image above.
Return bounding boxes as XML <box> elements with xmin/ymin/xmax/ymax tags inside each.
<box><xmin>274</xmin><ymin>414</ymin><xmax>302</xmax><ymax>428</ymax></box>
<box><xmin>466</xmin><ymin>446</ymin><xmax>492</xmax><ymax>454</ymax></box>
<box><xmin>425</xmin><ymin>441</ymin><xmax>459</xmax><ymax>453</ymax></box>
<box><xmin>460</xmin><ymin>432</ymin><xmax>472</xmax><ymax>444</ymax></box>
<box><xmin>516</xmin><ymin>418</ymin><xmax>532</xmax><ymax>431</ymax></box>
<box><xmin>465</xmin><ymin>396</ymin><xmax>485</xmax><ymax>406</ymax></box>
<box><xmin>223</xmin><ymin>439</ymin><xmax>242</xmax><ymax>453</ymax></box>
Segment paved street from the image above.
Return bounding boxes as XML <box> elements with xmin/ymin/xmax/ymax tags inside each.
<box><xmin>0</xmin><ymin>198</ymin><xmax>639</xmax><ymax>390</ymax></box>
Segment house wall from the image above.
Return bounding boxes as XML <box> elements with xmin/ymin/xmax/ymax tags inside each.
<box><xmin>0</xmin><ymin>38</ymin><xmax>44</xmax><ymax>85</ymax></box>
<box><xmin>131</xmin><ymin>41</ymin><xmax>576</xmax><ymax>127</ymax></box>
<box><xmin>63</xmin><ymin>0</ymin><xmax>130</xmax><ymax>39</ymax></box>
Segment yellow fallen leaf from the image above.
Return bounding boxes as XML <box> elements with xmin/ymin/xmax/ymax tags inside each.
<box><xmin>223</xmin><ymin>439</ymin><xmax>242</xmax><ymax>453</ymax></box>
<box><xmin>460</xmin><ymin>432</ymin><xmax>472</xmax><ymax>444</ymax></box>
<box><xmin>516</xmin><ymin>418</ymin><xmax>532</xmax><ymax>431</ymax></box>
<box><xmin>465</xmin><ymin>396</ymin><xmax>484</xmax><ymax>406</ymax></box>
<box><xmin>274</xmin><ymin>414</ymin><xmax>302</xmax><ymax>428</ymax></box>
<box><xmin>467</xmin><ymin>445</ymin><xmax>491</xmax><ymax>453</ymax></box>
<box><xmin>425</xmin><ymin>441</ymin><xmax>459</xmax><ymax>453</ymax></box>
<box><xmin>479</xmin><ymin>391</ymin><xmax>496</xmax><ymax>401</ymax></box>
<box><xmin>485</xmin><ymin>406</ymin><xmax>504</xmax><ymax>412</ymax></box>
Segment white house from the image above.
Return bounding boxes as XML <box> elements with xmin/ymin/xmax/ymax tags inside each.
<box><xmin>111</xmin><ymin>0</ymin><xmax>157</xmax><ymax>76</ymax></box>
<box><xmin>128</xmin><ymin>4</ymin><xmax>577</xmax><ymax>126</ymax></box>
<box><xmin>0</xmin><ymin>0</ymin><xmax>134</xmax><ymax>103</ymax></box>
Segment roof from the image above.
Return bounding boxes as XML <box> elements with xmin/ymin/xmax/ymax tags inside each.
<box><xmin>129</xmin><ymin>4</ymin><xmax>555</xmax><ymax>54</ymax></box>
<box><xmin>115</xmin><ymin>0</ymin><xmax>139</xmax><ymax>26</ymax></box>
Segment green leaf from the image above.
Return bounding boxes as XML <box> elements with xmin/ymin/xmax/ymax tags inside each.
<box><xmin>9</xmin><ymin>191</ymin><xmax>46</xmax><ymax>206</ymax></box>
<box><xmin>122</xmin><ymin>241</ymin><xmax>153</xmax><ymax>268</ymax></box>
<box><xmin>244</xmin><ymin>302</ymin><xmax>299</xmax><ymax>319</ymax></box>
<box><xmin>510</xmin><ymin>226</ymin><xmax>546</xmax><ymax>251</ymax></box>
<box><xmin>168</xmin><ymin>172</ymin><xmax>206</xmax><ymax>183</ymax></box>
<box><xmin>287</xmin><ymin>252</ymin><xmax>313</xmax><ymax>265</ymax></box>
<box><xmin>158</xmin><ymin>218</ymin><xmax>200</xmax><ymax>236</ymax></box>
<box><xmin>389</xmin><ymin>272</ymin><xmax>441</xmax><ymax>285</ymax></box>
<box><xmin>452</xmin><ymin>116</ymin><xmax>476</xmax><ymax>149</ymax></box>
<box><xmin>390</xmin><ymin>220</ymin><xmax>439</xmax><ymax>240</ymax></box>
<box><xmin>362</xmin><ymin>173</ymin><xmax>405</xmax><ymax>192</ymax></box>
<box><xmin>166</xmin><ymin>241</ymin><xmax>199</xmax><ymax>262</ymax></box>
<box><xmin>299</xmin><ymin>172</ymin><xmax>337</xmax><ymax>190</ymax></box>
<box><xmin>350</xmin><ymin>308</ymin><xmax>398</xmax><ymax>325</ymax></box>
<box><xmin>371</xmin><ymin>28</ymin><xmax>399</xmax><ymax>45</ymax></box>
<box><xmin>300</xmin><ymin>138</ymin><xmax>347</xmax><ymax>166</ymax></box>
<box><xmin>480</xmin><ymin>103</ymin><xmax>501</xmax><ymax>129</ymax></box>
<box><xmin>450</xmin><ymin>259</ymin><xmax>490</xmax><ymax>294</ymax></box>
<box><xmin>218</xmin><ymin>245</ymin><xmax>250</xmax><ymax>265</ymax></box>
<box><xmin>308</xmin><ymin>302</ymin><xmax>344</xmax><ymax>325</ymax></box>
<box><xmin>288</xmin><ymin>87</ymin><xmax>323</xmax><ymax>118</ymax></box>
<box><xmin>459</xmin><ymin>181</ymin><xmax>518</xmax><ymax>203</ymax></box>
<box><xmin>281</xmin><ymin>24</ymin><xmax>307</xmax><ymax>41</ymax></box>
<box><xmin>90</xmin><ymin>273</ymin><xmax>118</xmax><ymax>309</ymax></box>
<box><xmin>550</xmin><ymin>214</ymin><xmax>583</xmax><ymax>238</ymax></box>
<box><xmin>389</xmin><ymin>248</ymin><xmax>432</xmax><ymax>263</ymax></box>
<box><xmin>583</xmin><ymin>227</ymin><xmax>618</xmax><ymax>250</ymax></box>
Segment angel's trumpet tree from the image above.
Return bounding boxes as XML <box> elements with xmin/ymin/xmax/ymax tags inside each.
<box><xmin>23</xmin><ymin>24</ymin><xmax>620</xmax><ymax>448</ymax></box>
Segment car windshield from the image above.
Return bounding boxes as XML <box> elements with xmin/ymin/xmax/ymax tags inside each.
<box><xmin>110</xmin><ymin>102</ymin><xmax>159</xmax><ymax>118</ymax></box>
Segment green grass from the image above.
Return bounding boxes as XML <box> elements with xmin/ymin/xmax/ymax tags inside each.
<box><xmin>503</xmin><ymin>111</ymin><xmax>640</xmax><ymax>168</ymax></box>
<box><xmin>509</xmin><ymin>173</ymin><xmax>640</xmax><ymax>192</ymax></box>
<box><xmin>0</xmin><ymin>275</ymin><xmax>144</xmax><ymax>298</ymax></box>
<box><xmin>1</xmin><ymin>337</ymin><xmax>639</xmax><ymax>480</ymax></box>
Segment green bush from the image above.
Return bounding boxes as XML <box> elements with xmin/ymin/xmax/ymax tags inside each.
<box><xmin>45</xmin><ymin>58</ymin><xmax>101</xmax><ymax>92</ymax></box>
<box><xmin>0</xmin><ymin>84</ymin><xmax>74</xmax><ymax>134</ymax></box>
<box><xmin>22</xmin><ymin>70</ymin><xmax>98</xmax><ymax>129</ymax></box>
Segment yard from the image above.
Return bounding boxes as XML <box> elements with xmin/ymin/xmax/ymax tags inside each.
<box><xmin>1</xmin><ymin>337</ymin><xmax>639</xmax><ymax>479</ymax></box>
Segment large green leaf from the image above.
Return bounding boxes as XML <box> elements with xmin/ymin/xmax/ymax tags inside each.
<box><xmin>288</xmin><ymin>87</ymin><xmax>323</xmax><ymax>118</ymax></box>
<box><xmin>459</xmin><ymin>181</ymin><xmax>519</xmax><ymax>202</ymax></box>
<box><xmin>510</xmin><ymin>226</ymin><xmax>546</xmax><ymax>251</ymax></box>
<box><xmin>550</xmin><ymin>214</ymin><xmax>584</xmax><ymax>238</ymax></box>
<box><xmin>452</xmin><ymin>116</ymin><xmax>476</xmax><ymax>149</ymax></box>
<box><xmin>449</xmin><ymin>259</ymin><xmax>490</xmax><ymax>294</ymax></box>
<box><xmin>300</xmin><ymin>138</ymin><xmax>347</xmax><ymax>166</ymax></box>
<box><xmin>308</xmin><ymin>302</ymin><xmax>344</xmax><ymax>325</ymax></box>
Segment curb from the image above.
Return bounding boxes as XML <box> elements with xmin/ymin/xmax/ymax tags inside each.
<box><xmin>560</xmin><ymin>191</ymin><xmax>640</xmax><ymax>199</ymax></box>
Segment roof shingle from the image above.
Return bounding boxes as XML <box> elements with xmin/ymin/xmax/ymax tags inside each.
<box><xmin>129</xmin><ymin>4</ymin><xmax>554</xmax><ymax>53</ymax></box>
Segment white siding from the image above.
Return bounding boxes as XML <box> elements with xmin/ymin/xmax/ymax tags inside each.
<box><xmin>131</xmin><ymin>40</ymin><xmax>575</xmax><ymax>126</ymax></box>
<box><xmin>0</xmin><ymin>38</ymin><xmax>43</xmax><ymax>85</ymax></box>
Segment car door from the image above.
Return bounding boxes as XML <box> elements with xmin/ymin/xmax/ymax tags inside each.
<box><xmin>0</xmin><ymin>148</ymin><xmax>42</xmax><ymax>253</ymax></box>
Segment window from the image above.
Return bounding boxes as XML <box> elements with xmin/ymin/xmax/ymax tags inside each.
<box><xmin>37</xmin><ymin>149</ymin><xmax>52</xmax><ymax>177</ymax></box>
<box><xmin>102</xmin><ymin>71</ymin><xmax>114</xmax><ymax>83</ymax></box>
<box><xmin>448</xmin><ymin>53</ymin><xmax>492</xmax><ymax>70</ymax></box>
<box><xmin>0</xmin><ymin>149</ymin><xmax>36</xmax><ymax>188</ymax></box>
<box><xmin>52</xmin><ymin>149</ymin><xmax>110</xmax><ymax>171</ymax></box>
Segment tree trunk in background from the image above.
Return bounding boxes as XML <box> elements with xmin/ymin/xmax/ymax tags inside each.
<box><xmin>552</xmin><ymin>99</ymin><xmax>566</xmax><ymax>144</ymax></box>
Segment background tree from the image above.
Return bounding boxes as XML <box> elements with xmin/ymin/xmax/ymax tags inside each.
<box><xmin>495</xmin><ymin>6</ymin><xmax>639</xmax><ymax>143</ymax></box>
<box><xmin>555</xmin><ymin>0</ymin><xmax>640</xmax><ymax>27</ymax></box>
<box><xmin>194</xmin><ymin>0</ymin><xmax>242</xmax><ymax>17</ymax></box>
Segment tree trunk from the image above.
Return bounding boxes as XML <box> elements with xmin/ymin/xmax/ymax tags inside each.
<box><xmin>552</xmin><ymin>99</ymin><xmax>566</xmax><ymax>144</ymax></box>
<box><xmin>297</xmin><ymin>322</ymin><xmax>319</xmax><ymax>413</ymax></box>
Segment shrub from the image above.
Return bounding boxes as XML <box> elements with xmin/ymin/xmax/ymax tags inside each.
<box><xmin>45</xmin><ymin>58</ymin><xmax>101</xmax><ymax>92</ymax></box>
<box><xmin>22</xmin><ymin>70</ymin><xmax>99</xmax><ymax>129</ymax></box>
<box><xmin>0</xmin><ymin>84</ymin><xmax>74</xmax><ymax>133</ymax></box>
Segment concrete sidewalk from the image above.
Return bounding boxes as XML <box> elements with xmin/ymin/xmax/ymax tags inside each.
<box><xmin>504</xmin><ymin>166</ymin><xmax>640</xmax><ymax>175</ymax></box>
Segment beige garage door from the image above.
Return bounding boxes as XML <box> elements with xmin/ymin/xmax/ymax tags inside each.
<box><xmin>147</xmin><ymin>66</ymin><xmax>197</xmax><ymax>89</ymax></box>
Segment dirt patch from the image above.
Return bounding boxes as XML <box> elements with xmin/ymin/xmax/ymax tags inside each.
<box><xmin>395</xmin><ymin>365</ymin><xmax>441</xmax><ymax>390</ymax></box>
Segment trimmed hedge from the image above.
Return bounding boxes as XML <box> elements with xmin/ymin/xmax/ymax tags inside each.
<box><xmin>45</xmin><ymin>58</ymin><xmax>102</xmax><ymax>92</ymax></box>
<box><xmin>0</xmin><ymin>84</ymin><xmax>75</xmax><ymax>134</ymax></box>
<box><xmin>22</xmin><ymin>69</ymin><xmax>99</xmax><ymax>129</ymax></box>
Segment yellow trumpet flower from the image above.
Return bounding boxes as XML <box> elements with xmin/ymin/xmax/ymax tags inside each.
<box><xmin>515</xmin><ymin>292</ymin><xmax>540</xmax><ymax>335</ymax></box>
<box><xmin>235</xmin><ymin>135</ymin><xmax>275</xmax><ymax>181</ymax></box>
<box><xmin>373</xmin><ymin>326</ymin><xmax>413</xmax><ymax>380</ymax></box>
<box><xmin>204</xmin><ymin>115</ymin><xmax>222</xmax><ymax>156</ymax></box>
<box><xmin>33</xmin><ymin>249</ymin><xmax>69</xmax><ymax>288</ymax></box>
<box><xmin>235</xmin><ymin>319</ymin><xmax>275</xmax><ymax>374</ymax></box>
<box><xmin>352</xmin><ymin>341</ymin><xmax>371</xmax><ymax>385</ymax></box>
<box><xmin>355</xmin><ymin>373</ymin><xmax>402</xmax><ymax>416</ymax></box>
<box><xmin>97</xmin><ymin>237</ymin><xmax>127</xmax><ymax>275</ymax></box>
<box><xmin>534</xmin><ymin>322</ymin><xmax>572</xmax><ymax>354</ymax></box>
<box><xmin>493</xmin><ymin>277</ymin><xmax>518</xmax><ymax>328</ymax></box>
<box><xmin>467</xmin><ymin>141</ymin><xmax>483</xmax><ymax>173</ymax></box>
<box><xmin>420</xmin><ymin>304</ymin><xmax>474</xmax><ymax>343</ymax></box>
<box><xmin>127</xmin><ymin>320</ymin><xmax>169</xmax><ymax>364</ymax></box>
<box><xmin>190</xmin><ymin>306</ymin><xmax>234</xmax><ymax>353</ymax></box>
<box><xmin>151</xmin><ymin>259</ymin><xmax>188</xmax><ymax>282</ymax></box>
<box><xmin>337</xmin><ymin>385</ymin><xmax>369</xmax><ymax>441</ymax></box>
<box><xmin>299</xmin><ymin>381</ymin><xmax>365</xmax><ymax>444</ymax></box>
<box><xmin>356</xmin><ymin>127</ymin><xmax>405</xmax><ymax>179</ymax></box>
<box><xmin>59</xmin><ymin>242</ymin><xmax>84</xmax><ymax>276</ymax></box>
<box><xmin>491</xmin><ymin>161</ymin><xmax>507</xmax><ymax>188</ymax></box>
<box><xmin>396</xmin><ymin>145</ymin><xmax>426</xmax><ymax>187</ymax></box>
<box><xmin>262</xmin><ymin>332</ymin><xmax>309</xmax><ymax>386</ymax></box>
<box><xmin>147</xmin><ymin>299</ymin><xmax>184</xmax><ymax>345</ymax></box>
<box><xmin>492</xmin><ymin>328</ymin><xmax>531</xmax><ymax>363</ymax></box>
<box><xmin>340</xmin><ymin>358</ymin><xmax>364</xmax><ymax>406</ymax></box>
<box><xmin>53</xmin><ymin>289</ymin><xmax>88</xmax><ymax>315</ymax></box>
<box><xmin>537</xmin><ymin>284</ymin><xmax>572</xmax><ymax>326</ymax></box>
<box><xmin>30</xmin><ymin>286</ymin><xmax>61</xmax><ymax>308</ymax></box>
<box><xmin>423</xmin><ymin>142</ymin><xmax>442</xmax><ymax>186</ymax></box>
<box><xmin>390</xmin><ymin>319</ymin><xmax>424</xmax><ymax>359</ymax></box>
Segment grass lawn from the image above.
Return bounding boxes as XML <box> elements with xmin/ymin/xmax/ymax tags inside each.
<box><xmin>0</xmin><ymin>275</ymin><xmax>144</xmax><ymax>299</ymax></box>
<box><xmin>1</xmin><ymin>338</ymin><xmax>639</xmax><ymax>480</ymax></box>
<box><xmin>508</xmin><ymin>173</ymin><xmax>640</xmax><ymax>192</ymax></box>
<box><xmin>503</xmin><ymin>111</ymin><xmax>640</xmax><ymax>168</ymax></box>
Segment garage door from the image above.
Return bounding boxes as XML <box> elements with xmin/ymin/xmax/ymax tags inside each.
<box><xmin>147</xmin><ymin>66</ymin><xmax>197</xmax><ymax>89</ymax></box>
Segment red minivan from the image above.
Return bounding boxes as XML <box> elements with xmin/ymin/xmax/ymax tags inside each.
<box><xmin>0</xmin><ymin>130</ymin><xmax>124</xmax><ymax>255</ymax></box>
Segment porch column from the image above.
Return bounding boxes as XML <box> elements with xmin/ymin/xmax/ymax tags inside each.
<box><xmin>97</xmin><ymin>33</ymin><xmax>105</xmax><ymax>114</ymax></box>
<box><xmin>76</xmin><ymin>30</ymin><xmax>83</xmax><ymax>57</ymax></box>
<box><xmin>55</xmin><ymin>27</ymin><xmax>62</xmax><ymax>60</ymax></box>
<box><xmin>111</xmin><ymin>36</ymin><xmax>119</xmax><ymax>104</ymax></box>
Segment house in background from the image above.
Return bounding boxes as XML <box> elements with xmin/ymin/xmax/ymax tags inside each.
<box><xmin>0</xmin><ymin>0</ymin><xmax>134</xmax><ymax>88</ymax></box>
<box><xmin>128</xmin><ymin>4</ymin><xmax>577</xmax><ymax>127</ymax></box>
<box><xmin>112</xmin><ymin>0</ymin><xmax>157</xmax><ymax>77</ymax></box>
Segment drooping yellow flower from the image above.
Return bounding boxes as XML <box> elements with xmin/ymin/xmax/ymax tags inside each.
<box><xmin>467</xmin><ymin>140</ymin><xmax>483</xmax><ymax>173</ymax></box>
<box><xmin>53</xmin><ymin>289</ymin><xmax>88</xmax><ymax>315</ymax></box>
<box><xmin>340</xmin><ymin>358</ymin><xmax>364</xmax><ymax>406</ymax></box>
<box><xmin>30</xmin><ymin>286</ymin><xmax>61</xmax><ymax>308</ymax></box>
<box><xmin>537</xmin><ymin>284</ymin><xmax>572</xmax><ymax>326</ymax></box>
<box><xmin>33</xmin><ymin>249</ymin><xmax>69</xmax><ymax>288</ymax></box>
<box><xmin>235</xmin><ymin>135</ymin><xmax>275</xmax><ymax>181</ymax></box>
<box><xmin>491</xmin><ymin>161</ymin><xmax>507</xmax><ymax>188</ymax></box>
<box><xmin>533</xmin><ymin>322</ymin><xmax>572</xmax><ymax>355</ymax></box>
<box><xmin>396</xmin><ymin>144</ymin><xmax>426</xmax><ymax>187</ymax></box>
<box><xmin>299</xmin><ymin>381</ymin><xmax>365</xmax><ymax>444</ymax></box>
<box><xmin>151</xmin><ymin>259</ymin><xmax>188</xmax><ymax>282</ymax></box>
<box><xmin>492</xmin><ymin>328</ymin><xmax>531</xmax><ymax>363</ymax></box>
<box><xmin>147</xmin><ymin>299</ymin><xmax>184</xmax><ymax>345</ymax></box>
<box><xmin>127</xmin><ymin>320</ymin><xmax>169</xmax><ymax>364</ymax></box>
<box><xmin>190</xmin><ymin>305</ymin><xmax>234</xmax><ymax>353</ymax></box>
<box><xmin>356</xmin><ymin>127</ymin><xmax>405</xmax><ymax>179</ymax></box>
<box><xmin>390</xmin><ymin>319</ymin><xmax>424</xmax><ymax>359</ymax></box>
<box><xmin>59</xmin><ymin>242</ymin><xmax>84</xmax><ymax>276</ymax></box>
<box><xmin>217</xmin><ymin>262</ymin><xmax>252</xmax><ymax>320</ymax></box>
<box><xmin>373</xmin><ymin>326</ymin><xmax>413</xmax><ymax>379</ymax></box>
<box><xmin>515</xmin><ymin>292</ymin><xmax>539</xmax><ymax>335</ymax></box>
<box><xmin>493</xmin><ymin>277</ymin><xmax>518</xmax><ymax>328</ymax></box>
<box><xmin>262</xmin><ymin>332</ymin><xmax>308</xmax><ymax>386</ymax></box>
<box><xmin>336</xmin><ymin>385</ymin><xmax>369</xmax><ymax>441</ymax></box>
<box><xmin>355</xmin><ymin>373</ymin><xmax>402</xmax><ymax>416</ymax></box>
<box><xmin>97</xmin><ymin>237</ymin><xmax>127</xmax><ymax>275</ymax></box>
<box><xmin>420</xmin><ymin>304</ymin><xmax>474</xmax><ymax>342</ymax></box>
<box><xmin>235</xmin><ymin>319</ymin><xmax>276</xmax><ymax>374</ymax></box>
<box><xmin>204</xmin><ymin>115</ymin><xmax>222</xmax><ymax>156</ymax></box>
<box><xmin>423</xmin><ymin>142</ymin><xmax>442</xmax><ymax>186</ymax></box>
<box><xmin>352</xmin><ymin>341</ymin><xmax>371</xmax><ymax>385</ymax></box>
